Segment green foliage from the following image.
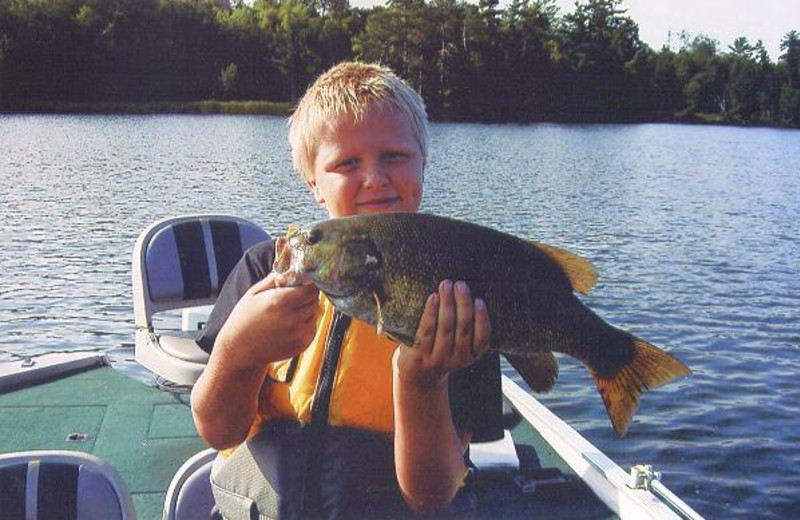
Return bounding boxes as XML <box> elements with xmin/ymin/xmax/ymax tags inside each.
<box><xmin>261</xmin><ymin>0</ymin><xmax>322</xmax><ymax>100</ymax></box>
<box><xmin>780</xmin><ymin>30</ymin><xmax>800</xmax><ymax>89</ymax></box>
<box><xmin>779</xmin><ymin>85</ymin><xmax>800</xmax><ymax>126</ymax></box>
<box><xmin>4</xmin><ymin>99</ymin><xmax>293</xmax><ymax>115</ymax></box>
<box><xmin>0</xmin><ymin>0</ymin><xmax>797</xmax><ymax>128</ymax></box>
<box><xmin>550</xmin><ymin>0</ymin><xmax>644</xmax><ymax>119</ymax></box>
<box><xmin>218</xmin><ymin>62</ymin><xmax>239</xmax><ymax>99</ymax></box>
<box><xmin>724</xmin><ymin>38</ymin><xmax>771</xmax><ymax>123</ymax></box>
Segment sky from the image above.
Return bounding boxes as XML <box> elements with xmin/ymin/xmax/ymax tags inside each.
<box><xmin>610</xmin><ymin>0</ymin><xmax>798</xmax><ymax>60</ymax></box>
<box><xmin>348</xmin><ymin>0</ymin><xmax>800</xmax><ymax>61</ymax></box>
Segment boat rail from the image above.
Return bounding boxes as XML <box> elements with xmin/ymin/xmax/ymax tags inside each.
<box><xmin>502</xmin><ymin>376</ymin><xmax>704</xmax><ymax>520</ymax></box>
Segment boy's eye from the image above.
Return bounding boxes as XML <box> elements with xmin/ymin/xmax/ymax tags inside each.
<box><xmin>382</xmin><ymin>151</ymin><xmax>408</xmax><ymax>163</ymax></box>
<box><xmin>335</xmin><ymin>158</ymin><xmax>359</xmax><ymax>171</ymax></box>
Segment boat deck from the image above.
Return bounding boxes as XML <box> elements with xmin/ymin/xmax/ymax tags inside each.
<box><xmin>0</xmin><ymin>357</ymin><xmax>616</xmax><ymax>520</ymax></box>
<box><xmin>0</xmin><ymin>360</ymin><xmax>206</xmax><ymax>519</ymax></box>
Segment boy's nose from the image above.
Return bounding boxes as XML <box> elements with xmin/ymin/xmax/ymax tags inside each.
<box><xmin>361</xmin><ymin>161</ymin><xmax>389</xmax><ymax>188</ymax></box>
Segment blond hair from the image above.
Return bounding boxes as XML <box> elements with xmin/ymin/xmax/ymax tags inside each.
<box><xmin>288</xmin><ymin>62</ymin><xmax>429</xmax><ymax>180</ymax></box>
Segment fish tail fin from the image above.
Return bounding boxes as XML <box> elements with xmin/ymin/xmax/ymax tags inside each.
<box><xmin>593</xmin><ymin>337</ymin><xmax>691</xmax><ymax>437</ymax></box>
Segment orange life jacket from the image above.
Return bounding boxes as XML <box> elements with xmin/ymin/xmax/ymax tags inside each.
<box><xmin>256</xmin><ymin>294</ymin><xmax>399</xmax><ymax>436</ymax></box>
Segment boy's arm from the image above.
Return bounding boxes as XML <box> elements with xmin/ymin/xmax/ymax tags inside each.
<box><xmin>196</xmin><ymin>241</ymin><xmax>274</xmax><ymax>354</ymax></box>
<box><xmin>191</xmin><ymin>273</ymin><xmax>319</xmax><ymax>449</ymax></box>
<box><xmin>393</xmin><ymin>280</ymin><xmax>491</xmax><ymax>514</ymax></box>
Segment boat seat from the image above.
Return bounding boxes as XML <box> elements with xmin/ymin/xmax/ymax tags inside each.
<box><xmin>133</xmin><ymin>215</ymin><xmax>270</xmax><ymax>386</ymax></box>
<box><xmin>160</xmin><ymin>335</ymin><xmax>213</xmax><ymax>364</ymax></box>
<box><xmin>163</xmin><ymin>448</ymin><xmax>217</xmax><ymax>520</ymax></box>
<box><xmin>0</xmin><ymin>450</ymin><xmax>135</xmax><ymax>520</ymax></box>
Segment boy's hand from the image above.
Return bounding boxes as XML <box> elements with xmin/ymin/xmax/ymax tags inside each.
<box><xmin>394</xmin><ymin>280</ymin><xmax>491</xmax><ymax>388</ymax></box>
<box><xmin>214</xmin><ymin>271</ymin><xmax>319</xmax><ymax>367</ymax></box>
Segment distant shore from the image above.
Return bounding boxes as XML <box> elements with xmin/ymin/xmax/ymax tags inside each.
<box><xmin>1</xmin><ymin>100</ymin><xmax>294</xmax><ymax>116</ymax></box>
<box><xmin>4</xmin><ymin>100</ymin><xmax>797</xmax><ymax>130</ymax></box>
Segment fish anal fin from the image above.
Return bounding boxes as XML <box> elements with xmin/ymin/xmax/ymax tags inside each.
<box><xmin>593</xmin><ymin>338</ymin><xmax>691</xmax><ymax>437</ymax></box>
<box><xmin>529</xmin><ymin>241</ymin><xmax>598</xmax><ymax>295</ymax></box>
<box><xmin>505</xmin><ymin>352</ymin><xmax>559</xmax><ymax>393</ymax></box>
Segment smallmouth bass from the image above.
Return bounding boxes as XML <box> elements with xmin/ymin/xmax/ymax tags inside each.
<box><xmin>274</xmin><ymin>212</ymin><xmax>690</xmax><ymax>437</ymax></box>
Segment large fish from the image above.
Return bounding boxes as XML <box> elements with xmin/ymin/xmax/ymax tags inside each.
<box><xmin>274</xmin><ymin>212</ymin><xmax>690</xmax><ymax>436</ymax></box>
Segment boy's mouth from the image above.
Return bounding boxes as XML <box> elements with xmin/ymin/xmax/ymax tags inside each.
<box><xmin>356</xmin><ymin>196</ymin><xmax>401</xmax><ymax>211</ymax></box>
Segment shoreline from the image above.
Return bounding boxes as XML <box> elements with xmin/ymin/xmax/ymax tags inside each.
<box><xmin>0</xmin><ymin>100</ymin><xmax>294</xmax><ymax>116</ymax></box>
<box><xmin>1</xmin><ymin>100</ymin><xmax>796</xmax><ymax>130</ymax></box>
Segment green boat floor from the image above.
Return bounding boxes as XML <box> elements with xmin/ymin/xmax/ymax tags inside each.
<box><xmin>0</xmin><ymin>365</ymin><xmax>208</xmax><ymax>519</ymax></box>
<box><xmin>1</xmin><ymin>365</ymin><xmax>617</xmax><ymax>520</ymax></box>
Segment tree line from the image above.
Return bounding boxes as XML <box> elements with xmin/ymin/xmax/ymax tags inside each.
<box><xmin>1</xmin><ymin>0</ymin><xmax>799</xmax><ymax>126</ymax></box>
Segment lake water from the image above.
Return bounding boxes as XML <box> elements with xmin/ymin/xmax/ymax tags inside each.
<box><xmin>1</xmin><ymin>115</ymin><xmax>798</xmax><ymax>519</ymax></box>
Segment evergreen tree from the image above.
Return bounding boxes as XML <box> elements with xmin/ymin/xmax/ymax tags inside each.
<box><xmin>778</xmin><ymin>30</ymin><xmax>800</xmax><ymax>125</ymax></box>
<box><xmin>554</xmin><ymin>0</ymin><xmax>643</xmax><ymax>119</ymax></box>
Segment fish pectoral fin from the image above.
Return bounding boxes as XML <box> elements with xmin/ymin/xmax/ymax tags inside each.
<box><xmin>372</xmin><ymin>291</ymin><xmax>385</xmax><ymax>336</ymax></box>
<box><xmin>504</xmin><ymin>352</ymin><xmax>559</xmax><ymax>393</ymax></box>
<box><xmin>386</xmin><ymin>331</ymin><xmax>415</xmax><ymax>346</ymax></box>
<box><xmin>528</xmin><ymin>241</ymin><xmax>598</xmax><ymax>295</ymax></box>
<box><xmin>385</xmin><ymin>331</ymin><xmax>401</xmax><ymax>344</ymax></box>
<box><xmin>592</xmin><ymin>337</ymin><xmax>691</xmax><ymax>437</ymax></box>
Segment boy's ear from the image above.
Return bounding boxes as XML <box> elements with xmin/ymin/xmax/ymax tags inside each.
<box><xmin>306</xmin><ymin>177</ymin><xmax>325</xmax><ymax>204</ymax></box>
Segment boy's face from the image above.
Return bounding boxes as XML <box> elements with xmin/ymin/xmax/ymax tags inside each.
<box><xmin>307</xmin><ymin>106</ymin><xmax>424</xmax><ymax>218</ymax></box>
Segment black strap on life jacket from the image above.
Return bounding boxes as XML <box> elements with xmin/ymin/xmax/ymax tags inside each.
<box><xmin>302</xmin><ymin>310</ymin><xmax>351</xmax><ymax>517</ymax></box>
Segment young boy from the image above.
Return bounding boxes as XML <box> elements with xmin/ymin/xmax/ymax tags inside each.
<box><xmin>192</xmin><ymin>62</ymin><xmax>503</xmax><ymax>519</ymax></box>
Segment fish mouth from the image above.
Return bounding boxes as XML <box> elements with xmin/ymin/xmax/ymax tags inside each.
<box><xmin>274</xmin><ymin>226</ymin><xmax>361</xmax><ymax>297</ymax></box>
<box><xmin>273</xmin><ymin>228</ymin><xmax>317</xmax><ymax>282</ymax></box>
<box><xmin>273</xmin><ymin>230</ymin><xmax>310</xmax><ymax>274</ymax></box>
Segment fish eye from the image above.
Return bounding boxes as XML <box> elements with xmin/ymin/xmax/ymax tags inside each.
<box><xmin>307</xmin><ymin>228</ymin><xmax>322</xmax><ymax>244</ymax></box>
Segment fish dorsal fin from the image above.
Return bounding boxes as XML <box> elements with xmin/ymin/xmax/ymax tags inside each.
<box><xmin>504</xmin><ymin>352</ymin><xmax>559</xmax><ymax>393</ymax></box>
<box><xmin>528</xmin><ymin>241</ymin><xmax>598</xmax><ymax>295</ymax></box>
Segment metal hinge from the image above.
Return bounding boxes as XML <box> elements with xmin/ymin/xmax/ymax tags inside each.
<box><xmin>628</xmin><ymin>464</ymin><xmax>705</xmax><ymax>520</ymax></box>
<box><xmin>627</xmin><ymin>464</ymin><xmax>661</xmax><ymax>490</ymax></box>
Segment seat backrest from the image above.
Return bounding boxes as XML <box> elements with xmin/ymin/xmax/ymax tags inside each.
<box><xmin>0</xmin><ymin>450</ymin><xmax>136</xmax><ymax>520</ymax></box>
<box><xmin>133</xmin><ymin>215</ymin><xmax>270</xmax><ymax>331</ymax></box>
<box><xmin>163</xmin><ymin>448</ymin><xmax>217</xmax><ymax>520</ymax></box>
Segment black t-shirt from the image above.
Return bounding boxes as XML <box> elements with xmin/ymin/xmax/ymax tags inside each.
<box><xmin>197</xmin><ymin>240</ymin><xmax>504</xmax><ymax>442</ymax></box>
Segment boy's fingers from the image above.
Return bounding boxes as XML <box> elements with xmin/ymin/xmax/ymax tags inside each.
<box><xmin>252</xmin><ymin>271</ymin><xmax>313</xmax><ymax>293</ymax></box>
<box><xmin>472</xmin><ymin>298</ymin><xmax>491</xmax><ymax>358</ymax></box>
<box><xmin>302</xmin><ymin>310</ymin><xmax>318</xmax><ymax>326</ymax></box>
<box><xmin>413</xmin><ymin>293</ymin><xmax>439</xmax><ymax>354</ymax></box>
<box><xmin>297</xmin><ymin>296</ymin><xmax>320</xmax><ymax>320</ymax></box>
<box><xmin>453</xmin><ymin>281</ymin><xmax>474</xmax><ymax>357</ymax></box>
<box><xmin>285</xmin><ymin>285</ymin><xmax>320</xmax><ymax>310</ymax></box>
<box><xmin>249</xmin><ymin>273</ymin><xmax>319</xmax><ymax>310</ymax></box>
<box><xmin>434</xmin><ymin>280</ymin><xmax>456</xmax><ymax>358</ymax></box>
<box><xmin>248</xmin><ymin>273</ymin><xmax>282</xmax><ymax>294</ymax></box>
<box><xmin>270</xmin><ymin>270</ymin><xmax>314</xmax><ymax>289</ymax></box>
